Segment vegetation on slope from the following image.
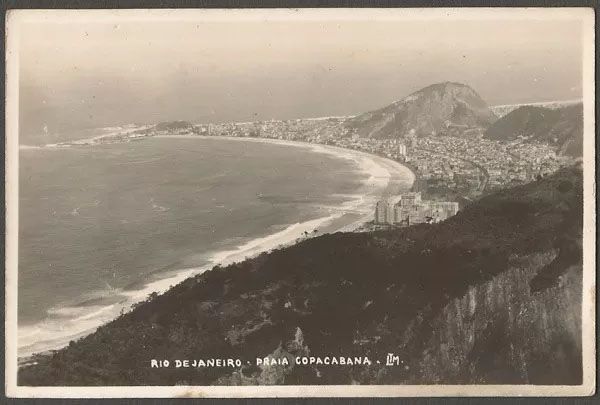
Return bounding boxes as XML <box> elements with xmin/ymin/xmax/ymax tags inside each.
<box><xmin>19</xmin><ymin>166</ymin><xmax>583</xmax><ymax>386</ymax></box>
<box><xmin>348</xmin><ymin>82</ymin><xmax>497</xmax><ymax>138</ymax></box>
<box><xmin>153</xmin><ymin>121</ymin><xmax>194</xmax><ymax>131</ymax></box>
<box><xmin>485</xmin><ymin>104</ymin><xmax>583</xmax><ymax>157</ymax></box>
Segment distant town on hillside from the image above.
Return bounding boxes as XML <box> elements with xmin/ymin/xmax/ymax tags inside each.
<box><xmin>51</xmin><ymin>81</ymin><xmax>582</xmax><ymax>230</ymax></box>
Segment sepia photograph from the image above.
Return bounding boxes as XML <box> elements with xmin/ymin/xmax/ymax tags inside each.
<box><xmin>4</xmin><ymin>7</ymin><xmax>596</xmax><ymax>397</ymax></box>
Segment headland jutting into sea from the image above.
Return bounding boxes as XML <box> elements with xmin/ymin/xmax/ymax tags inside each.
<box><xmin>49</xmin><ymin>105</ymin><xmax>577</xmax><ymax>215</ymax></box>
<box><xmin>16</xmin><ymin>81</ymin><xmax>585</xmax><ymax>386</ymax></box>
<box><xmin>20</xmin><ymin>83</ymin><xmax>581</xmax><ymax>360</ymax></box>
<box><xmin>17</xmin><ymin>133</ymin><xmax>414</xmax><ymax>359</ymax></box>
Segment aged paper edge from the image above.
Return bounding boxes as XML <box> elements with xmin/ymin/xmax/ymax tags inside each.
<box><xmin>4</xmin><ymin>7</ymin><xmax>596</xmax><ymax>398</ymax></box>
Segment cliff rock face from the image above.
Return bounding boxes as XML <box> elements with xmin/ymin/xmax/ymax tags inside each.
<box><xmin>415</xmin><ymin>251</ymin><xmax>582</xmax><ymax>384</ymax></box>
<box><xmin>347</xmin><ymin>82</ymin><xmax>498</xmax><ymax>138</ymax></box>
<box><xmin>485</xmin><ymin>104</ymin><xmax>583</xmax><ymax>157</ymax></box>
<box><xmin>19</xmin><ymin>166</ymin><xmax>583</xmax><ymax>386</ymax></box>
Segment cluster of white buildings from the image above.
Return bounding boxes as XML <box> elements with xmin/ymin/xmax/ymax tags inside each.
<box><xmin>374</xmin><ymin>192</ymin><xmax>459</xmax><ymax>226</ymax></box>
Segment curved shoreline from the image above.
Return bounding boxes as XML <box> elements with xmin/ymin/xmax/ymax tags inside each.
<box><xmin>163</xmin><ymin>135</ymin><xmax>417</xmax><ymax>231</ymax></box>
<box><xmin>157</xmin><ymin>134</ymin><xmax>416</xmax><ymax>198</ymax></box>
<box><xmin>18</xmin><ymin>135</ymin><xmax>414</xmax><ymax>359</ymax></box>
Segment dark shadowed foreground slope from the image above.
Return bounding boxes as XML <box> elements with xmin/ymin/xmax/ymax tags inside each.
<box><xmin>19</xmin><ymin>166</ymin><xmax>583</xmax><ymax>386</ymax></box>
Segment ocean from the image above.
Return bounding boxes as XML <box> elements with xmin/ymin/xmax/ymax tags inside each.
<box><xmin>18</xmin><ymin>135</ymin><xmax>414</xmax><ymax>357</ymax></box>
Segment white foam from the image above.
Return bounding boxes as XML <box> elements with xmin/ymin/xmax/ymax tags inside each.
<box><xmin>20</xmin><ymin>143</ymin><xmax>71</xmax><ymax>150</ymax></box>
<box><xmin>18</xmin><ymin>304</ymin><xmax>121</xmax><ymax>357</ymax></box>
<box><xmin>17</xmin><ymin>136</ymin><xmax>414</xmax><ymax>358</ymax></box>
<box><xmin>18</xmin><ymin>216</ymin><xmax>341</xmax><ymax>358</ymax></box>
<box><xmin>19</xmin><ymin>145</ymin><xmax>43</xmax><ymax>150</ymax></box>
<box><xmin>170</xmin><ymin>135</ymin><xmax>414</xmax><ymax>194</ymax></box>
<box><xmin>208</xmin><ymin>215</ymin><xmax>339</xmax><ymax>266</ymax></box>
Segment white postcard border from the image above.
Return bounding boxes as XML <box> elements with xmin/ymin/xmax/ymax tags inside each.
<box><xmin>4</xmin><ymin>7</ymin><xmax>596</xmax><ymax>398</ymax></box>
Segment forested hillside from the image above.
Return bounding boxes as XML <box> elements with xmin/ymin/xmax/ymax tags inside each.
<box><xmin>20</xmin><ymin>166</ymin><xmax>583</xmax><ymax>386</ymax></box>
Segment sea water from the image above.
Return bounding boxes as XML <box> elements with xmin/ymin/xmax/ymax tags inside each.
<box><xmin>18</xmin><ymin>136</ymin><xmax>413</xmax><ymax>357</ymax></box>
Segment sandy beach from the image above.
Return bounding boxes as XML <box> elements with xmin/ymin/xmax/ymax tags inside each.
<box><xmin>18</xmin><ymin>135</ymin><xmax>414</xmax><ymax>359</ymax></box>
<box><xmin>157</xmin><ymin>134</ymin><xmax>416</xmax><ymax>226</ymax></box>
<box><xmin>114</xmin><ymin>135</ymin><xmax>415</xmax><ymax>317</ymax></box>
<box><xmin>155</xmin><ymin>135</ymin><xmax>416</xmax><ymax>235</ymax></box>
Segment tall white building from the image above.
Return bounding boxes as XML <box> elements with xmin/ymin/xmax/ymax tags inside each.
<box><xmin>375</xmin><ymin>200</ymin><xmax>391</xmax><ymax>224</ymax></box>
<box><xmin>398</xmin><ymin>143</ymin><xmax>407</xmax><ymax>157</ymax></box>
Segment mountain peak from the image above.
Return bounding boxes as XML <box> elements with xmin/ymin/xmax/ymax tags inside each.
<box><xmin>420</xmin><ymin>81</ymin><xmax>472</xmax><ymax>91</ymax></box>
<box><xmin>349</xmin><ymin>82</ymin><xmax>497</xmax><ymax>138</ymax></box>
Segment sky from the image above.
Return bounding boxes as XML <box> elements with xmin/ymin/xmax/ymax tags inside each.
<box><xmin>14</xmin><ymin>10</ymin><xmax>587</xmax><ymax>138</ymax></box>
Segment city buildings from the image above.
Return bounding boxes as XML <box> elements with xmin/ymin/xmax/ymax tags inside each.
<box><xmin>375</xmin><ymin>192</ymin><xmax>459</xmax><ymax>226</ymax></box>
<box><xmin>136</xmin><ymin>115</ymin><xmax>574</xmax><ymax>211</ymax></box>
<box><xmin>374</xmin><ymin>200</ymin><xmax>391</xmax><ymax>224</ymax></box>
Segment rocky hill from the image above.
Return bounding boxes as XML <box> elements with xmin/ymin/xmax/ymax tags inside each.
<box><xmin>347</xmin><ymin>82</ymin><xmax>498</xmax><ymax>139</ymax></box>
<box><xmin>19</xmin><ymin>165</ymin><xmax>583</xmax><ymax>386</ymax></box>
<box><xmin>485</xmin><ymin>104</ymin><xmax>583</xmax><ymax>157</ymax></box>
<box><xmin>490</xmin><ymin>100</ymin><xmax>582</xmax><ymax>118</ymax></box>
